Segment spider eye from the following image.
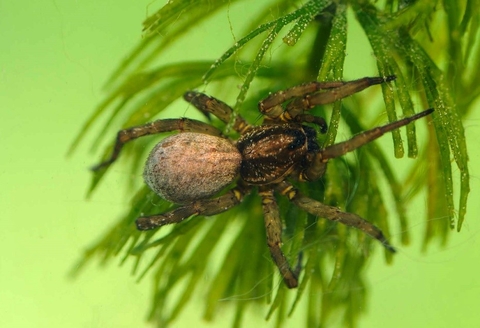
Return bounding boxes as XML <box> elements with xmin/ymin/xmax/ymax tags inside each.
<box><xmin>288</xmin><ymin>130</ymin><xmax>306</xmax><ymax>150</ymax></box>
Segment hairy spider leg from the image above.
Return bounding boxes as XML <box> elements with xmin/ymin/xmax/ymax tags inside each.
<box><xmin>259</xmin><ymin>76</ymin><xmax>396</xmax><ymax>125</ymax></box>
<box><xmin>290</xmin><ymin>114</ymin><xmax>328</xmax><ymax>133</ymax></box>
<box><xmin>92</xmin><ymin>118</ymin><xmax>223</xmax><ymax>171</ymax></box>
<box><xmin>286</xmin><ymin>76</ymin><xmax>396</xmax><ymax>116</ymax></box>
<box><xmin>259</xmin><ymin>81</ymin><xmax>348</xmax><ymax>119</ymax></box>
<box><xmin>259</xmin><ymin>187</ymin><xmax>300</xmax><ymax>288</ymax></box>
<box><xmin>136</xmin><ymin>187</ymin><xmax>247</xmax><ymax>230</ymax></box>
<box><xmin>303</xmin><ymin>108</ymin><xmax>434</xmax><ymax>181</ymax></box>
<box><xmin>183</xmin><ymin>91</ymin><xmax>251</xmax><ymax>134</ymax></box>
<box><xmin>93</xmin><ymin>89</ymin><xmax>254</xmax><ymax>172</ymax></box>
<box><xmin>275</xmin><ymin>181</ymin><xmax>396</xmax><ymax>254</ymax></box>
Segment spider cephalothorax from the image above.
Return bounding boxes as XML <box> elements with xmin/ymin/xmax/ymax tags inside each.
<box><xmin>93</xmin><ymin>76</ymin><xmax>433</xmax><ymax>288</ymax></box>
<box><xmin>237</xmin><ymin>123</ymin><xmax>320</xmax><ymax>185</ymax></box>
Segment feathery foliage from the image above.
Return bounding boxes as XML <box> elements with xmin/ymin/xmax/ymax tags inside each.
<box><xmin>70</xmin><ymin>0</ymin><xmax>477</xmax><ymax>327</ymax></box>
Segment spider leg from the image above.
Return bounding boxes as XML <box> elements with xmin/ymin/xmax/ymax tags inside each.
<box><xmin>292</xmin><ymin>114</ymin><xmax>328</xmax><ymax>133</ymax></box>
<box><xmin>286</xmin><ymin>76</ymin><xmax>396</xmax><ymax>116</ymax></box>
<box><xmin>259</xmin><ymin>81</ymin><xmax>349</xmax><ymax>120</ymax></box>
<box><xmin>303</xmin><ymin>108</ymin><xmax>434</xmax><ymax>181</ymax></box>
<box><xmin>92</xmin><ymin>118</ymin><xmax>222</xmax><ymax>171</ymax></box>
<box><xmin>183</xmin><ymin>92</ymin><xmax>251</xmax><ymax>134</ymax></box>
<box><xmin>259</xmin><ymin>76</ymin><xmax>396</xmax><ymax>122</ymax></box>
<box><xmin>276</xmin><ymin>181</ymin><xmax>396</xmax><ymax>252</ymax></box>
<box><xmin>259</xmin><ymin>188</ymin><xmax>299</xmax><ymax>288</ymax></box>
<box><xmin>136</xmin><ymin>187</ymin><xmax>246</xmax><ymax>230</ymax></box>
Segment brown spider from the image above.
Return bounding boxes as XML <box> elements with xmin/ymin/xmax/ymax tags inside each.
<box><xmin>93</xmin><ymin>76</ymin><xmax>433</xmax><ymax>288</ymax></box>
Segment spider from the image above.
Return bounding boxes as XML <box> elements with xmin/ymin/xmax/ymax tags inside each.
<box><xmin>93</xmin><ymin>76</ymin><xmax>433</xmax><ymax>288</ymax></box>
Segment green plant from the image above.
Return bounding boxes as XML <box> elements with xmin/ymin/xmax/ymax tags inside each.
<box><xmin>70</xmin><ymin>0</ymin><xmax>477</xmax><ymax>327</ymax></box>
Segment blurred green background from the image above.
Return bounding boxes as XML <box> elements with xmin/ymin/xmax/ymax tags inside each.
<box><xmin>1</xmin><ymin>1</ymin><xmax>479</xmax><ymax>327</ymax></box>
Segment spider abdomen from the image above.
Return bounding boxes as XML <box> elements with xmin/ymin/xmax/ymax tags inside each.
<box><xmin>144</xmin><ymin>132</ymin><xmax>241</xmax><ymax>204</ymax></box>
<box><xmin>237</xmin><ymin>124</ymin><xmax>317</xmax><ymax>185</ymax></box>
